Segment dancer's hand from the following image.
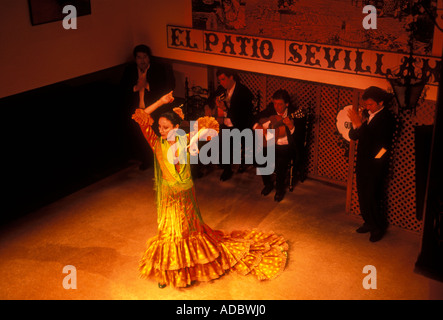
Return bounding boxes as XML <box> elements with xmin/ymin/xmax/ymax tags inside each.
<box><xmin>173</xmin><ymin>107</ymin><xmax>184</xmax><ymax>120</ymax></box>
<box><xmin>188</xmin><ymin>130</ymin><xmax>201</xmax><ymax>156</ymax></box>
<box><xmin>144</xmin><ymin>91</ymin><xmax>174</xmax><ymax>114</ymax></box>
<box><xmin>160</xmin><ymin>91</ymin><xmax>174</xmax><ymax>104</ymax></box>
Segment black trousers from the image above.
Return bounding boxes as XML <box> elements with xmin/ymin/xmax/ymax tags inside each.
<box><xmin>356</xmin><ymin>159</ymin><xmax>389</xmax><ymax>231</ymax></box>
<box><xmin>218</xmin><ymin>126</ymin><xmax>249</xmax><ymax>171</ymax></box>
<box><xmin>261</xmin><ymin>144</ymin><xmax>292</xmax><ymax>191</ymax></box>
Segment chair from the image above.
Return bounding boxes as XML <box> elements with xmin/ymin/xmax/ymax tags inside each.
<box><xmin>289</xmin><ymin>105</ymin><xmax>314</xmax><ymax>191</ymax></box>
<box><xmin>184</xmin><ymin>78</ymin><xmax>209</xmax><ymax>121</ymax></box>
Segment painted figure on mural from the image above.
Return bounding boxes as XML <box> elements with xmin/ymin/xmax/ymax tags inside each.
<box><xmin>192</xmin><ymin>0</ymin><xmax>436</xmax><ymax>55</ymax></box>
<box><xmin>277</xmin><ymin>0</ymin><xmax>297</xmax><ymax>12</ymax></box>
<box><xmin>215</xmin><ymin>0</ymin><xmax>246</xmax><ymax>29</ymax></box>
<box><xmin>347</xmin><ymin>86</ymin><xmax>396</xmax><ymax>242</ymax></box>
<box><xmin>194</xmin><ymin>0</ymin><xmax>247</xmax><ymax>30</ymax></box>
<box><xmin>132</xmin><ymin>91</ymin><xmax>288</xmax><ymax>288</ymax></box>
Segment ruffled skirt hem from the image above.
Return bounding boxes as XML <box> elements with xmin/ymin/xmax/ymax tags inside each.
<box><xmin>139</xmin><ymin>229</ymin><xmax>288</xmax><ymax>288</ymax></box>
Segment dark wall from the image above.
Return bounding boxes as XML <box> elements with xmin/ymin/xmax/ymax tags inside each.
<box><xmin>0</xmin><ymin>65</ymin><xmax>133</xmax><ymax>225</ymax></box>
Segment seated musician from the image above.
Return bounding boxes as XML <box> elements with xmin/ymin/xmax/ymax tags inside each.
<box><xmin>204</xmin><ymin>68</ymin><xmax>254</xmax><ymax>181</ymax></box>
<box><xmin>253</xmin><ymin>89</ymin><xmax>306</xmax><ymax>202</ymax></box>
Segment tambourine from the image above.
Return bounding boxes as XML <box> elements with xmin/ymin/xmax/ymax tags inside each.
<box><xmin>336</xmin><ymin>105</ymin><xmax>354</xmax><ymax>142</ymax></box>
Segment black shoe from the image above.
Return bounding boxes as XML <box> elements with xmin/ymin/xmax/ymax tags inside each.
<box><xmin>369</xmin><ymin>229</ymin><xmax>385</xmax><ymax>242</ymax></box>
<box><xmin>274</xmin><ymin>190</ymin><xmax>285</xmax><ymax>202</ymax></box>
<box><xmin>356</xmin><ymin>225</ymin><xmax>371</xmax><ymax>234</ymax></box>
<box><xmin>261</xmin><ymin>185</ymin><xmax>274</xmax><ymax>196</ymax></box>
<box><xmin>220</xmin><ymin>169</ymin><xmax>233</xmax><ymax>181</ymax></box>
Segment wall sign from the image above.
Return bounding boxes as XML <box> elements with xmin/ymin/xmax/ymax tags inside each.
<box><xmin>167</xmin><ymin>25</ymin><xmax>440</xmax><ymax>86</ymax></box>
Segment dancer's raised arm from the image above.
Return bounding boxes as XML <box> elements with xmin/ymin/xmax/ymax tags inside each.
<box><xmin>143</xmin><ymin>91</ymin><xmax>174</xmax><ymax>115</ymax></box>
<box><xmin>131</xmin><ymin>91</ymin><xmax>174</xmax><ymax>146</ymax></box>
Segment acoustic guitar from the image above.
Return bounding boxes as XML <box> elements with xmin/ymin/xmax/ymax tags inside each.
<box><xmin>205</xmin><ymin>91</ymin><xmax>227</xmax><ymax>125</ymax></box>
<box><xmin>255</xmin><ymin>109</ymin><xmax>305</xmax><ymax>146</ymax></box>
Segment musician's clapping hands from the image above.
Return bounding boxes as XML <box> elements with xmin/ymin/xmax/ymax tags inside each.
<box><xmin>347</xmin><ymin>106</ymin><xmax>365</xmax><ymax>129</ymax></box>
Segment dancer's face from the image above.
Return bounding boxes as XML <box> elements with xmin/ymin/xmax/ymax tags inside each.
<box><xmin>158</xmin><ymin>117</ymin><xmax>178</xmax><ymax>140</ymax></box>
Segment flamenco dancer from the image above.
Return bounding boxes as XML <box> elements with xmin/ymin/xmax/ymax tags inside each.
<box><xmin>132</xmin><ymin>91</ymin><xmax>288</xmax><ymax>288</ymax></box>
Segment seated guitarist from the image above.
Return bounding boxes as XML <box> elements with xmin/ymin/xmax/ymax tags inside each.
<box><xmin>253</xmin><ymin>89</ymin><xmax>306</xmax><ymax>202</ymax></box>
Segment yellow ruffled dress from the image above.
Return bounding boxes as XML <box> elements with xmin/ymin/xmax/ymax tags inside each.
<box><xmin>136</xmin><ymin>115</ymin><xmax>288</xmax><ymax>288</ymax></box>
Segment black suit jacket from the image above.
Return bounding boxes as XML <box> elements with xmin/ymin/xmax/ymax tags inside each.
<box><xmin>349</xmin><ymin>107</ymin><xmax>395</xmax><ymax>171</ymax></box>
<box><xmin>225</xmin><ymin>82</ymin><xmax>254</xmax><ymax>130</ymax></box>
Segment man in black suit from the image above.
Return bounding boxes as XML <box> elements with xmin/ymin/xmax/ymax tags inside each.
<box><xmin>348</xmin><ymin>86</ymin><xmax>395</xmax><ymax>242</ymax></box>
<box><xmin>213</xmin><ymin>68</ymin><xmax>254</xmax><ymax>181</ymax></box>
<box><xmin>120</xmin><ymin>44</ymin><xmax>175</xmax><ymax>170</ymax></box>
<box><xmin>254</xmin><ymin>89</ymin><xmax>306</xmax><ymax>202</ymax></box>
